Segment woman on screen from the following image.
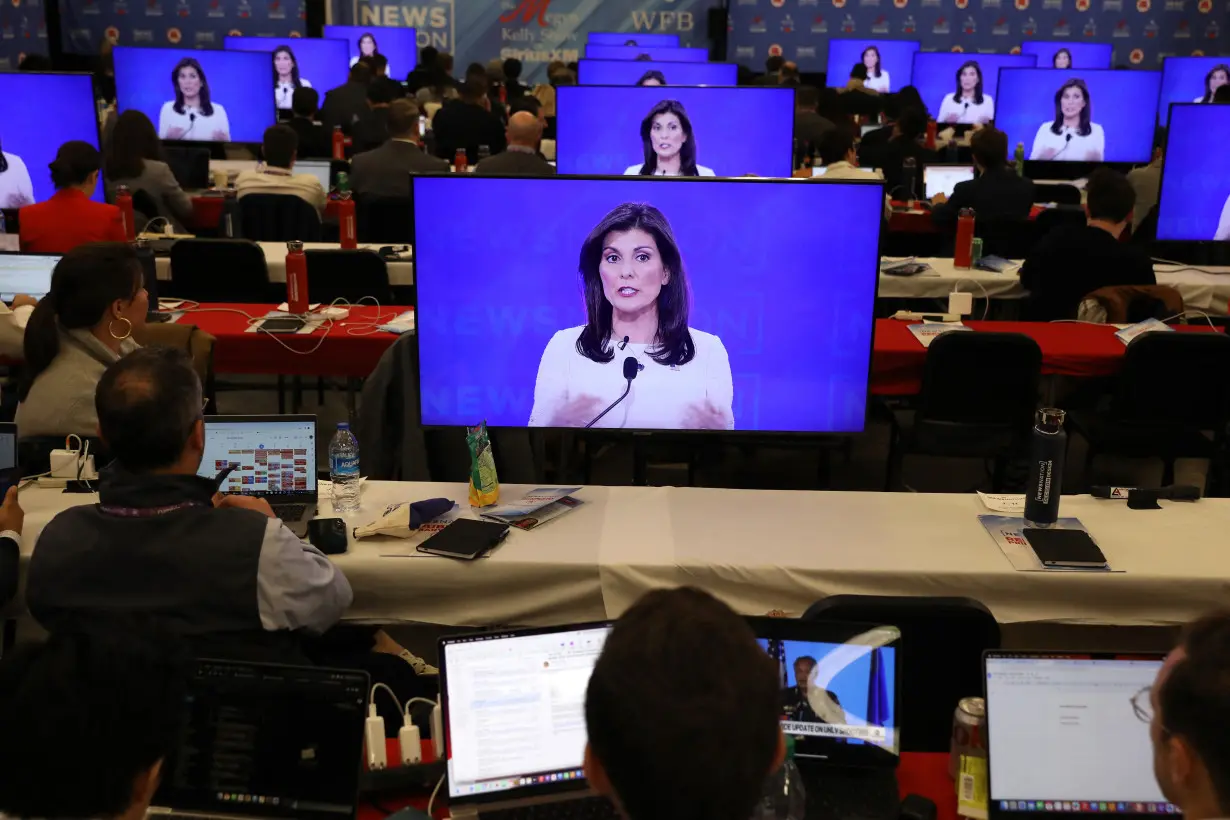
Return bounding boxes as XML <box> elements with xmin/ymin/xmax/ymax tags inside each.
<box><xmin>862</xmin><ymin>46</ymin><xmax>890</xmax><ymax>93</ymax></box>
<box><xmin>0</xmin><ymin>136</ymin><xmax>35</xmax><ymax>209</ymax></box>
<box><xmin>1195</xmin><ymin>64</ymin><xmax>1229</xmax><ymax>103</ymax></box>
<box><xmin>528</xmin><ymin>202</ymin><xmax>733</xmax><ymax>430</ymax></box>
<box><xmin>637</xmin><ymin>70</ymin><xmax>666</xmax><ymax>87</ymax></box>
<box><xmin>1216</xmin><ymin>194</ymin><xmax>1230</xmax><ymax>241</ymax></box>
<box><xmin>273</xmin><ymin>45</ymin><xmax>312</xmax><ymax>111</ymax></box>
<box><xmin>1053</xmin><ymin>48</ymin><xmax>1073</xmax><ymax>69</ymax></box>
<box><xmin>937</xmin><ymin>61</ymin><xmax>994</xmax><ymax>125</ymax></box>
<box><xmin>158</xmin><ymin>58</ymin><xmax>231</xmax><ymax>142</ymax></box>
<box><xmin>1029</xmin><ymin>78</ymin><xmax>1103</xmax><ymax>161</ymax></box>
<box><xmin>349</xmin><ymin>32</ymin><xmax>387</xmax><ymax>74</ymax></box>
<box><xmin>623</xmin><ymin>100</ymin><xmax>714</xmax><ymax>177</ymax></box>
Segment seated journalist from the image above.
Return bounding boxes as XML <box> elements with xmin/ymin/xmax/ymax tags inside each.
<box><xmin>931</xmin><ymin>126</ymin><xmax>1034</xmax><ymax>227</ymax></box>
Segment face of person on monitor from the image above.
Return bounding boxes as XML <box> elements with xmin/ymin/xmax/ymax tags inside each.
<box><xmin>782</xmin><ymin>656</ymin><xmax>846</xmax><ymax>725</ymax></box>
<box><xmin>0</xmin><ymin>137</ymin><xmax>35</xmax><ymax>209</ymax></box>
<box><xmin>624</xmin><ymin>101</ymin><xmax>714</xmax><ymax>177</ymax></box>
<box><xmin>527</xmin><ymin>202</ymin><xmax>734</xmax><ymax>430</ymax></box>
<box><xmin>1029</xmin><ymin>78</ymin><xmax>1102</xmax><ymax>162</ymax></box>
<box><xmin>159</xmin><ymin>58</ymin><xmax>230</xmax><ymax>142</ymax></box>
<box><xmin>862</xmin><ymin>46</ymin><xmax>890</xmax><ymax>93</ymax></box>
<box><xmin>938</xmin><ymin>61</ymin><xmax>993</xmax><ymax>125</ymax></box>
<box><xmin>272</xmin><ymin>46</ymin><xmax>312</xmax><ymax>110</ymax></box>
<box><xmin>1196</xmin><ymin>65</ymin><xmax>1230</xmax><ymax>103</ymax></box>
<box><xmin>350</xmin><ymin>33</ymin><xmax>388</xmax><ymax>74</ymax></box>
<box><xmin>1053</xmin><ymin>48</ymin><xmax>1072</xmax><ymax>69</ymax></box>
<box><xmin>637</xmin><ymin>70</ymin><xmax>666</xmax><ymax>86</ymax></box>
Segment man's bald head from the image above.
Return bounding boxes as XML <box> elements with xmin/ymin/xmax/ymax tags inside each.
<box><xmin>506</xmin><ymin>110</ymin><xmax>543</xmax><ymax>148</ymax></box>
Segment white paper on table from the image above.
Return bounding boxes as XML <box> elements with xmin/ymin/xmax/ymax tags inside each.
<box><xmin>1114</xmin><ymin>317</ymin><xmax>1172</xmax><ymax>346</ymax></box>
<box><xmin>908</xmin><ymin>322</ymin><xmax>972</xmax><ymax>349</ymax></box>
<box><xmin>976</xmin><ymin>492</ymin><xmax>1025</xmax><ymax>513</ymax></box>
<box><xmin>978</xmin><ymin>515</ymin><xmax>1120</xmax><ymax>572</ymax></box>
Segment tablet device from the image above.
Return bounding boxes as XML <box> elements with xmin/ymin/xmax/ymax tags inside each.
<box><xmin>417</xmin><ymin>518</ymin><xmax>511</xmax><ymax>560</ymax></box>
<box><xmin>1022</xmin><ymin>528</ymin><xmax>1108</xmax><ymax>569</ymax></box>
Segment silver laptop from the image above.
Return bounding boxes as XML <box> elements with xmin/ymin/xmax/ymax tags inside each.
<box><xmin>200</xmin><ymin>414</ymin><xmax>318</xmax><ymax>536</ymax></box>
<box><xmin>0</xmin><ymin>252</ymin><xmax>59</xmax><ymax>301</ymax></box>
<box><xmin>924</xmin><ymin>165</ymin><xmax>975</xmax><ymax>199</ymax></box>
<box><xmin>297</xmin><ymin>159</ymin><xmax>333</xmax><ymax>192</ymax></box>
<box><xmin>440</xmin><ymin>622</ymin><xmax>617</xmax><ymax>819</ymax></box>
<box><xmin>150</xmin><ymin>659</ymin><xmax>369</xmax><ymax>820</ymax></box>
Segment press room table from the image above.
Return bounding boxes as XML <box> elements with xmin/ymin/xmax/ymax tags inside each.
<box><xmin>887</xmin><ymin>205</ymin><xmax>1047</xmax><ymax>234</ymax></box>
<box><xmin>13</xmin><ymin>482</ymin><xmax>1230</xmax><ymax>629</ymax></box>
<box><xmin>155</xmin><ymin>241</ymin><xmax>415</xmax><ymax>286</ymax></box>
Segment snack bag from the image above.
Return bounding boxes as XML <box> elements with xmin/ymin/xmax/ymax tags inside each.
<box><xmin>466</xmin><ymin>421</ymin><xmax>500</xmax><ymax>507</ymax></box>
<box><xmin>352</xmin><ymin>498</ymin><xmax>456</xmax><ymax>540</ymax></box>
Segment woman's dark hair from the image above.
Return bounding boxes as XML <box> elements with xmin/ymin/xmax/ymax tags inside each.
<box><xmin>272</xmin><ymin>45</ymin><xmax>302</xmax><ymax>88</ymax></box>
<box><xmin>19</xmin><ymin>243</ymin><xmax>143</xmax><ymax>402</ymax></box>
<box><xmin>895</xmin><ymin>85</ymin><xmax>928</xmax><ymax>118</ymax></box>
<box><xmin>104</xmin><ymin>110</ymin><xmax>164</xmax><ymax>181</ymax></box>
<box><xmin>359</xmin><ymin>33</ymin><xmax>378</xmax><ymax>57</ymax></box>
<box><xmin>1050</xmin><ymin>77</ymin><xmax>1092</xmax><ymax>137</ymax></box>
<box><xmin>575</xmin><ymin>202</ymin><xmax>694</xmax><ymax>367</ymax></box>
<box><xmin>636</xmin><ymin>99</ymin><xmax>698</xmax><ymax>177</ymax></box>
<box><xmin>48</xmin><ymin>140</ymin><xmax>102</xmax><ymax>190</ymax></box>
<box><xmin>1052</xmin><ymin>48</ymin><xmax>1073</xmax><ymax>68</ymax></box>
<box><xmin>170</xmin><ymin>57</ymin><xmax>213</xmax><ymax>117</ymax></box>
<box><xmin>952</xmin><ymin>60</ymin><xmax>984</xmax><ymax>106</ymax></box>
<box><xmin>862</xmin><ymin>46</ymin><xmax>882</xmax><ymax>78</ymax></box>
<box><xmin>636</xmin><ymin>69</ymin><xmax>667</xmax><ymax>86</ymax></box>
<box><xmin>1202</xmin><ymin>64</ymin><xmax>1230</xmax><ymax>104</ymax></box>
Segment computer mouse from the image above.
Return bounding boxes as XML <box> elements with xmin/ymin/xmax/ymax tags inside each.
<box><xmin>307</xmin><ymin>517</ymin><xmax>349</xmax><ymax>554</ymax></box>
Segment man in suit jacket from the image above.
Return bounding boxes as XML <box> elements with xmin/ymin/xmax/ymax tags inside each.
<box><xmin>350</xmin><ymin>99</ymin><xmax>449</xmax><ymax>200</ymax></box>
<box><xmin>286</xmin><ymin>87</ymin><xmax>332</xmax><ymax>159</ymax></box>
<box><xmin>858</xmin><ymin>106</ymin><xmax>933</xmax><ymax>200</ymax></box>
<box><xmin>320</xmin><ymin>62</ymin><xmax>372</xmax><ymax>135</ymax></box>
<box><xmin>793</xmin><ymin>85</ymin><xmax>835</xmax><ymax>164</ymax></box>
<box><xmin>474</xmin><ymin>112</ymin><xmax>555</xmax><ymax>176</ymax></box>
<box><xmin>432</xmin><ymin>76</ymin><xmax>506</xmax><ymax>164</ymax></box>
<box><xmin>350</xmin><ymin>80</ymin><xmax>397</xmax><ymax>155</ymax></box>
<box><xmin>931</xmin><ymin>126</ymin><xmax>1034</xmax><ymax>227</ymax></box>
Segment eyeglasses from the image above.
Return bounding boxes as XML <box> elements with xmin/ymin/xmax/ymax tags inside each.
<box><xmin>1131</xmin><ymin>686</ymin><xmax>1154</xmax><ymax>723</ymax></box>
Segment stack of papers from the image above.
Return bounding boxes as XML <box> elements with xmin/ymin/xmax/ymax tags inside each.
<box><xmin>478</xmin><ymin>487</ymin><xmax>584</xmax><ymax>531</ymax></box>
<box><xmin>908</xmin><ymin>322</ymin><xmax>973</xmax><ymax>349</ymax></box>
<box><xmin>1114</xmin><ymin>317</ymin><xmax>1172</xmax><ymax>346</ymax></box>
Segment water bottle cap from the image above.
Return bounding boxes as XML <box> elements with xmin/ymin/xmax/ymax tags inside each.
<box><xmin>1037</xmin><ymin>408</ymin><xmax>1066</xmax><ymax>431</ymax></box>
<box><xmin>287</xmin><ymin>240</ymin><xmax>304</xmax><ymax>252</ymax></box>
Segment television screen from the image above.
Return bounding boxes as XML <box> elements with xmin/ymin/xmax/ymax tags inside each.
<box><xmin>995</xmin><ymin>69</ymin><xmax>1160</xmax><ymax>163</ymax></box>
<box><xmin>910</xmin><ymin>52</ymin><xmax>1038</xmax><ymax>125</ymax></box>
<box><xmin>322</xmin><ymin>25</ymin><xmax>418</xmax><ymax>78</ymax></box>
<box><xmin>578</xmin><ymin>59</ymin><xmax>738</xmax><ymax>86</ymax></box>
<box><xmin>0</xmin><ymin>72</ymin><xmax>101</xmax><ymax>205</ymax></box>
<box><xmin>588</xmin><ymin>32</ymin><xmax>681</xmax><ymax>46</ymax></box>
<box><xmin>1018</xmin><ymin>41</ymin><xmax>1114</xmax><ymax>69</ymax></box>
<box><xmin>825</xmin><ymin>40</ymin><xmax>920</xmax><ymax>93</ymax></box>
<box><xmin>1157</xmin><ymin>57</ymin><xmax>1230</xmax><ymax>125</ymax></box>
<box><xmin>223</xmin><ymin>37</ymin><xmax>351</xmax><ymax>112</ymax></box>
<box><xmin>583</xmin><ymin>45</ymin><xmax>708</xmax><ymax>62</ymax></box>
<box><xmin>1157</xmin><ymin>105</ymin><xmax>1230</xmax><ymax>242</ymax></box>
<box><xmin>556</xmin><ymin>86</ymin><xmax>794</xmax><ymax>177</ymax></box>
<box><xmin>412</xmin><ymin>176</ymin><xmax>884</xmax><ymax>432</ymax></box>
<box><xmin>113</xmin><ymin>47</ymin><xmax>276</xmax><ymax>144</ymax></box>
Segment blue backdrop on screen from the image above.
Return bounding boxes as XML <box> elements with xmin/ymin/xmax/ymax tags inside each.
<box><xmin>1157</xmin><ymin>105</ymin><xmax>1230</xmax><ymax>241</ymax></box>
<box><xmin>760</xmin><ymin>640</ymin><xmax>897</xmax><ymax>733</ymax></box>
<box><xmin>58</xmin><ymin>0</ymin><xmax>304</xmax><ymax>54</ymax></box>
<box><xmin>412</xmin><ymin>176</ymin><xmax>883</xmax><ymax>432</ymax></box>
<box><xmin>114</xmin><ymin>46</ymin><xmax>275</xmax><ymax>143</ymax></box>
<box><xmin>0</xmin><ymin>0</ymin><xmax>49</xmax><ymax>70</ymax></box>
<box><xmin>583</xmin><ymin>44</ymin><xmax>708</xmax><ymax>61</ymax></box>
<box><xmin>995</xmin><ymin>68</ymin><xmax>1160</xmax><ymax>163</ymax></box>
<box><xmin>322</xmin><ymin>24</ymin><xmax>416</xmax><ymax>76</ymax></box>
<box><xmin>224</xmin><ymin>36</ymin><xmax>351</xmax><ymax>107</ymax></box>
<box><xmin>0</xmin><ymin>73</ymin><xmax>100</xmax><ymax>204</ymax></box>
<box><xmin>579</xmin><ymin>59</ymin><xmax>738</xmax><ymax>85</ymax></box>
<box><xmin>1020</xmin><ymin>41</ymin><xmax>1114</xmax><ymax>67</ymax></box>
<box><xmin>825</xmin><ymin>39</ymin><xmax>919</xmax><ymax>91</ymax></box>
<box><xmin>1158</xmin><ymin>56</ymin><xmax>1230</xmax><ymax>122</ymax></box>
<box><xmin>911</xmin><ymin>52</ymin><xmax>1037</xmax><ymax>122</ymax></box>
<box><xmin>555</xmin><ymin>86</ymin><xmax>795</xmax><ymax>177</ymax></box>
<box><xmin>588</xmin><ymin>31</ymin><xmax>679</xmax><ymax>46</ymax></box>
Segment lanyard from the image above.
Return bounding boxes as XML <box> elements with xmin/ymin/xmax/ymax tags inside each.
<box><xmin>99</xmin><ymin>501</ymin><xmax>207</xmax><ymax>518</ymax></box>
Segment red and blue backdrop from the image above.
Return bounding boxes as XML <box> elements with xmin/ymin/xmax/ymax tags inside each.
<box><xmin>0</xmin><ymin>0</ymin><xmax>50</xmax><ymax>69</ymax></box>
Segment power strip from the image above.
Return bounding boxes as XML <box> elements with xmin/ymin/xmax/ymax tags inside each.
<box><xmin>891</xmin><ymin>310</ymin><xmax>962</xmax><ymax>323</ymax></box>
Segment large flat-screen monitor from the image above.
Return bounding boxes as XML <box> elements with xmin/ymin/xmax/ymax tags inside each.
<box><xmin>583</xmin><ymin>45</ymin><xmax>708</xmax><ymax>62</ymax></box>
<box><xmin>588</xmin><ymin>32</ymin><xmax>680</xmax><ymax>46</ymax></box>
<box><xmin>0</xmin><ymin>72</ymin><xmax>102</xmax><ymax>205</ymax></box>
<box><xmin>113</xmin><ymin>47</ymin><xmax>275</xmax><ymax>144</ymax></box>
<box><xmin>825</xmin><ymin>40</ymin><xmax>920</xmax><ymax>93</ymax></box>
<box><xmin>1157</xmin><ymin>104</ymin><xmax>1230</xmax><ymax>242</ymax></box>
<box><xmin>995</xmin><ymin>69</ymin><xmax>1160</xmax><ymax>163</ymax></box>
<box><xmin>322</xmin><ymin>25</ymin><xmax>417</xmax><ymax>77</ymax></box>
<box><xmin>578</xmin><ymin>59</ymin><xmax>738</xmax><ymax>86</ymax></box>
<box><xmin>910</xmin><ymin>52</ymin><xmax>1038</xmax><ymax>125</ymax></box>
<box><xmin>412</xmin><ymin>175</ymin><xmax>885</xmax><ymax>432</ymax></box>
<box><xmin>555</xmin><ymin>86</ymin><xmax>795</xmax><ymax>177</ymax></box>
<box><xmin>1018</xmin><ymin>41</ymin><xmax>1114</xmax><ymax>69</ymax></box>
<box><xmin>1157</xmin><ymin>57</ymin><xmax>1230</xmax><ymax>125</ymax></box>
<box><xmin>223</xmin><ymin>37</ymin><xmax>351</xmax><ymax>112</ymax></box>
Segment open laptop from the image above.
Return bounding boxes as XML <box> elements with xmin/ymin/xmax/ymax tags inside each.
<box><xmin>440</xmin><ymin>622</ymin><xmax>619</xmax><ymax>820</ymax></box>
<box><xmin>0</xmin><ymin>252</ymin><xmax>59</xmax><ymax>301</ymax></box>
<box><xmin>297</xmin><ymin>159</ymin><xmax>333</xmax><ymax>192</ymax></box>
<box><xmin>985</xmin><ymin>651</ymin><xmax>1177</xmax><ymax>820</ymax></box>
<box><xmin>924</xmin><ymin>165</ymin><xmax>976</xmax><ymax>199</ymax></box>
<box><xmin>150</xmin><ymin>659</ymin><xmax>369</xmax><ymax>820</ymax></box>
<box><xmin>200</xmin><ymin>415</ymin><xmax>319</xmax><ymax>537</ymax></box>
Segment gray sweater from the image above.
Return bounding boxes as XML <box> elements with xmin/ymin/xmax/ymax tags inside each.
<box><xmin>15</xmin><ymin>328</ymin><xmax>139</xmax><ymax>438</ymax></box>
<box><xmin>105</xmin><ymin>159</ymin><xmax>194</xmax><ymax>234</ymax></box>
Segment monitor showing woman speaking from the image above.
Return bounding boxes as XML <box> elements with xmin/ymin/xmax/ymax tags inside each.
<box><xmin>1018</xmin><ymin>41</ymin><xmax>1113</xmax><ymax>70</ymax></box>
<box><xmin>0</xmin><ymin>72</ymin><xmax>102</xmax><ymax>206</ymax></box>
<box><xmin>1157</xmin><ymin>104</ymin><xmax>1230</xmax><ymax>242</ymax></box>
<box><xmin>824</xmin><ymin>39</ymin><xmax>920</xmax><ymax>93</ymax></box>
<box><xmin>910</xmin><ymin>52</ymin><xmax>1038</xmax><ymax>127</ymax></box>
<box><xmin>1157</xmin><ymin>57</ymin><xmax>1230</xmax><ymax>125</ymax></box>
<box><xmin>224</xmin><ymin>37</ymin><xmax>351</xmax><ymax>113</ymax></box>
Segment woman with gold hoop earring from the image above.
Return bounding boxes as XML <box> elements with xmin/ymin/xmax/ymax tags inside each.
<box><xmin>15</xmin><ymin>242</ymin><xmax>147</xmax><ymax>439</ymax></box>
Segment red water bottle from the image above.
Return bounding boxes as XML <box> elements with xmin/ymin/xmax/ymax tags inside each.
<box><xmin>331</xmin><ymin>125</ymin><xmax>346</xmax><ymax>161</ymax></box>
<box><xmin>454</xmin><ymin>148</ymin><xmax>467</xmax><ymax>172</ymax></box>
<box><xmin>285</xmin><ymin>240</ymin><xmax>309</xmax><ymax>313</ymax></box>
<box><xmin>955</xmin><ymin>208</ymin><xmax>976</xmax><ymax>269</ymax></box>
<box><xmin>499</xmin><ymin>83</ymin><xmax>507</xmax><ymax>104</ymax></box>
<box><xmin>337</xmin><ymin>192</ymin><xmax>357</xmax><ymax>249</ymax></box>
<box><xmin>115</xmin><ymin>184</ymin><xmax>136</xmax><ymax>240</ymax></box>
<box><xmin>925</xmin><ymin>119</ymin><xmax>938</xmax><ymax>151</ymax></box>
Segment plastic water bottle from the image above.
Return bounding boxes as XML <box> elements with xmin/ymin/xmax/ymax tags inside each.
<box><xmin>329</xmin><ymin>422</ymin><xmax>361</xmax><ymax>513</ymax></box>
<box><xmin>751</xmin><ymin>735</ymin><xmax>806</xmax><ymax>820</ymax></box>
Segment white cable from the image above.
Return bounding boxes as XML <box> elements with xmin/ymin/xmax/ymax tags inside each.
<box><xmin>402</xmin><ymin>696</ymin><xmax>438</xmax><ymax>723</ymax></box>
<box><xmin>370</xmin><ymin>682</ymin><xmax>404</xmax><ymax>716</ymax></box>
<box><xmin>951</xmin><ymin>278</ymin><xmax>991</xmax><ymax>321</ymax></box>
<box><xmin>1151</xmin><ymin>256</ymin><xmax>1225</xmax><ymax>275</ymax></box>
<box><xmin>1159</xmin><ymin>309</ymin><xmax>1217</xmax><ymax>330</ymax></box>
<box><xmin>426</xmin><ymin>774</ymin><xmax>445</xmax><ymax>818</ymax></box>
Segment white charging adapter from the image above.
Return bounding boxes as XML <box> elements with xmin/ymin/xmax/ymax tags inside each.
<box><xmin>316</xmin><ymin>306</ymin><xmax>350</xmax><ymax>320</ymax></box>
<box><xmin>948</xmin><ymin>290</ymin><xmax>974</xmax><ymax>317</ymax></box>
<box><xmin>365</xmin><ymin>703</ymin><xmax>388</xmax><ymax>771</ymax></box>
<box><xmin>399</xmin><ymin>720</ymin><xmax>423</xmax><ymax>765</ymax></box>
<box><xmin>431</xmin><ymin>702</ymin><xmax>444</xmax><ymax>758</ymax></box>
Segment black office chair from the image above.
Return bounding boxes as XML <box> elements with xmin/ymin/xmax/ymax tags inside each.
<box><xmin>1033</xmin><ymin>205</ymin><xmax>1087</xmax><ymax>239</ymax></box>
<box><xmin>236</xmin><ymin>194</ymin><xmax>323</xmax><ymax>242</ymax></box>
<box><xmin>305</xmin><ymin>249</ymin><xmax>392</xmax><ymax>304</ymax></box>
<box><xmin>802</xmin><ymin>595</ymin><xmax>1001</xmax><ymax>753</ymax></box>
<box><xmin>886</xmin><ymin>332</ymin><xmax>1042</xmax><ymax>491</ymax></box>
<box><xmin>167</xmin><ymin>239</ymin><xmax>271</xmax><ymax>302</ymax></box>
<box><xmin>131</xmin><ymin>188</ymin><xmax>161</xmax><ymax>232</ymax></box>
<box><xmin>356</xmin><ymin>196</ymin><xmax>414</xmax><ymax>244</ymax></box>
<box><xmin>1032</xmin><ymin>182</ymin><xmax>1082</xmax><ymax>206</ymax></box>
<box><xmin>1131</xmin><ymin>204</ymin><xmax>1159</xmax><ymax>245</ymax></box>
<box><xmin>163</xmin><ymin>145</ymin><xmax>212</xmax><ymax>189</ymax></box>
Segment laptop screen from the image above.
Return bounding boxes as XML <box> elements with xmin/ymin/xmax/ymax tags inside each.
<box><xmin>441</xmin><ymin>624</ymin><xmax>612</xmax><ymax>802</ymax></box>
<box><xmin>985</xmin><ymin>653</ymin><xmax>1175</xmax><ymax>815</ymax></box>
<box><xmin>924</xmin><ymin>166</ymin><xmax>975</xmax><ymax>199</ymax></box>
<box><xmin>200</xmin><ymin>416</ymin><xmax>317</xmax><ymax>495</ymax></box>
<box><xmin>155</xmin><ymin>660</ymin><xmax>369</xmax><ymax>820</ymax></box>
<box><xmin>0</xmin><ymin>253</ymin><xmax>59</xmax><ymax>301</ymax></box>
<box><xmin>297</xmin><ymin>160</ymin><xmax>332</xmax><ymax>192</ymax></box>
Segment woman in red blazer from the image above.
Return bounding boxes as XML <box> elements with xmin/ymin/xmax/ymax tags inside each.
<box><xmin>19</xmin><ymin>141</ymin><xmax>127</xmax><ymax>254</ymax></box>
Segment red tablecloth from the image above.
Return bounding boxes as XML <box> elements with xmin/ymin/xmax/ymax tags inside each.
<box><xmin>888</xmin><ymin>204</ymin><xmax>1046</xmax><ymax>234</ymax></box>
<box><xmin>190</xmin><ymin>196</ymin><xmax>340</xmax><ymax>231</ymax></box>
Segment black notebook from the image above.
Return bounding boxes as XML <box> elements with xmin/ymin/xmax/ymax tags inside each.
<box><xmin>1022</xmin><ymin>528</ymin><xmax>1109</xmax><ymax>570</ymax></box>
<box><xmin>416</xmin><ymin>518</ymin><xmax>510</xmax><ymax>560</ymax></box>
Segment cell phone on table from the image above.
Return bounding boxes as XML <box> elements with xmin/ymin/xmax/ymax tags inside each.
<box><xmin>260</xmin><ymin>317</ymin><xmax>307</xmax><ymax>334</ymax></box>
<box><xmin>1022</xmin><ymin>528</ymin><xmax>1109</xmax><ymax>569</ymax></box>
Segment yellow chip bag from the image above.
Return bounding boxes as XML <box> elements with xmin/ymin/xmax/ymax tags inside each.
<box><xmin>466</xmin><ymin>421</ymin><xmax>500</xmax><ymax>507</ymax></box>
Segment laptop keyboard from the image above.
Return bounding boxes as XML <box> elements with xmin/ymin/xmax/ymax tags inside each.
<box><xmin>271</xmin><ymin>503</ymin><xmax>308</xmax><ymax>521</ymax></box>
<box><xmin>485</xmin><ymin>796</ymin><xmax>620</xmax><ymax>820</ymax></box>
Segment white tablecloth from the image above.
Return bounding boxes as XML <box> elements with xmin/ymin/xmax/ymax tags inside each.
<box><xmin>13</xmin><ymin>481</ymin><xmax>1230</xmax><ymax>628</ymax></box>
<box><xmin>154</xmin><ymin>242</ymin><xmax>414</xmax><ymax>286</ymax></box>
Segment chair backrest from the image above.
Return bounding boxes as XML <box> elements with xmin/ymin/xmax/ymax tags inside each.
<box><xmin>356</xmin><ymin>196</ymin><xmax>414</xmax><ymax>244</ymax></box>
<box><xmin>305</xmin><ymin>249</ymin><xmax>392</xmax><ymax>304</ymax></box>
<box><xmin>236</xmin><ymin>194</ymin><xmax>323</xmax><ymax>242</ymax></box>
<box><xmin>1132</xmin><ymin>204</ymin><xmax>1159</xmax><ymax>245</ymax></box>
<box><xmin>1032</xmin><ymin>183</ymin><xmax>1082</xmax><ymax>206</ymax></box>
<box><xmin>802</xmin><ymin>595</ymin><xmax>1000</xmax><ymax>752</ymax></box>
<box><xmin>163</xmin><ymin>145</ymin><xmax>212</xmax><ymax>189</ymax></box>
<box><xmin>1033</xmin><ymin>205</ymin><xmax>1087</xmax><ymax>238</ymax></box>
<box><xmin>1113</xmin><ymin>331</ymin><xmax>1230</xmax><ymax>429</ymax></box>
<box><xmin>1079</xmin><ymin>284</ymin><xmax>1183</xmax><ymax>324</ymax></box>
<box><xmin>133</xmin><ymin>322</ymin><xmax>218</xmax><ymax>409</ymax></box>
<box><xmin>918</xmin><ymin>331</ymin><xmax>1042</xmax><ymax>430</ymax></box>
<box><xmin>974</xmin><ymin>218</ymin><xmax>1037</xmax><ymax>259</ymax></box>
<box><xmin>168</xmin><ymin>239</ymin><xmax>271</xmax><ymax>303</ymax></box>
